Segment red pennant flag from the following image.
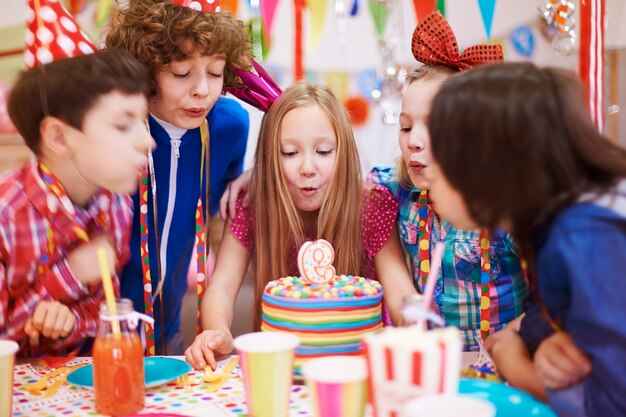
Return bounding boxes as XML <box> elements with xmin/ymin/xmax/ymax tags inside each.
<box><xmin>413</xmin><ymin>0</ymin><xmax>437</xmax><ymax>23</ymax></box>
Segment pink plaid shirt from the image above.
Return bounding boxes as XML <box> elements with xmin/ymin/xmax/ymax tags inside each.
<box><xmin>0</xmin><ymin>159</ymin><xmax>132</xmax><ymax>355</ymax></box>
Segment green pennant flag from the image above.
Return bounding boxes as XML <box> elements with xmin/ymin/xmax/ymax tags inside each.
<box><xmin>368</xmin><ymin>0</ymin><xmax>390</xmax><ymax>38</ymax></box>
<box><xmin>436</xmin><ymin>0</ymin><xmax>446</xmax><ymax>17</ymax></box>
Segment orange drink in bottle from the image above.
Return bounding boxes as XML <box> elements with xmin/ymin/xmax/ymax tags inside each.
<box><xmin>93</xmin><ymin>299</ymin><xmax>145</xmax><ymax>416</ymax></box>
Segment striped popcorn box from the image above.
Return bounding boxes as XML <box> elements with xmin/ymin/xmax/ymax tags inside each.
<box><xmin>363</xmin><ymin>326</ymin><xmax>462</xmax><ymax>417</ymax></box>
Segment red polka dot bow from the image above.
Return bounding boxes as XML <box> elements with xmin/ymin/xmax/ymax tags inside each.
<box><xmin>411</xmin><ymin>11</ymin><xmax>503</xmax><ymax>71</ymax></box>
<box><xmin>170</xmin><ymin>0</ymin><xmax>221</xmax><ymax>13</ymax></box>
<box><xmin>25</xmin><ymin>0</ymin><xmax>97</xmax><ymax>69</ymax></box>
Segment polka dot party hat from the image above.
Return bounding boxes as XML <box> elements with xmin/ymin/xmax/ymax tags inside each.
<box><xmin>25</xmin><ymin>0</ymin><xmax>96</xmax><ymax>68</ymax></box>
<box><xmin>170</xmin><ymin>0</ymin><xmax>221</xmax><ymax>13</ymax></box>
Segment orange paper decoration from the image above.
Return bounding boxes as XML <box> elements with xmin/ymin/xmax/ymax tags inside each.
<box><xmin>344</xmin><ymin>95</ymin><xmax>370</xmax><ymax>127</ymax></box>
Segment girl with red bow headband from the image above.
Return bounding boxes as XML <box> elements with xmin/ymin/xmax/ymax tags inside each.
<box><xmin>368</xmin><ymin>10</ymin><xmax>528</xmax><ymax>353</ymax></box>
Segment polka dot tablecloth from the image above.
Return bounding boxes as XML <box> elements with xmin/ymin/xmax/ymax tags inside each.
<box><xmin>12</xmin><ymin>358</ymin><xmax>315</xmax><ymax>417</ymax></box>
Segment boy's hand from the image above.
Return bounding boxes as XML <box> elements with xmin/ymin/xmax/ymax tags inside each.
<box><xmin>184</xmin><ymin>329</ymin><xmax>233</xmax><ymax>370</ymax></box>
<box><xmin>24</xmin><ymin>300</ymin><xmax>76</xmax><ymax>344</ymax></box>
<box><xmin>535</xmin><ymin>331</ymin><xmax>592</xmax><ymax>390</ymax></box>
<box><xmin>219</xmin><ymin>169</ymin><xmax>252</xmax><ymax>220</ymax></box>
<box><xmin>67</xmin><ymin>235</ymin><xmax>116</xmax><ymax>284</ymax></box>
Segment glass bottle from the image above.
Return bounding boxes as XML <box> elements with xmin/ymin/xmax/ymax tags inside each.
<box><xmin>93</xmin><ymin>298</ymin><xmax>145</xmax><ymax>416</ymax></box>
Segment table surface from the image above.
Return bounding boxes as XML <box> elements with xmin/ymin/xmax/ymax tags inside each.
<box><xmin>12</xmin><ymin>353</ymin><xmax>478</xmax><ymax>417</ymax></box>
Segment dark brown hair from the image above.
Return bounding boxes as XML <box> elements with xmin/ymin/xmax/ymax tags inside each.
<box><xmin>429</xmin><ymin>62</ymin><xmax>626</xmax><ymax>253</ymax></box>
<box><xmin>8</xmin><ymin>49</ymin><xmax>150</xmax><ymax>155</ymax></box>
<box><xmin>105</xmin><ymin>0</ymin><xmax>252</xmax><ymax>93</ymax></box>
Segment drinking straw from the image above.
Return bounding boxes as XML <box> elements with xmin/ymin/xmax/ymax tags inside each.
<box><xmin>97</xmin><ymin>247</ymin><xmax>121</xmax><ymax>338</ymax></box>
<box><xmin>417</xmin><ymin>242</ymin><xmax>445</xmax><ymax>328</ymax></box>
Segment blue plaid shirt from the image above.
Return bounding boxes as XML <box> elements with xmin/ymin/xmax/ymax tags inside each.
<box><xmin>368</xmin><ymin>166</ymin><xmax>527</xmax><ymax>350</ymax></box>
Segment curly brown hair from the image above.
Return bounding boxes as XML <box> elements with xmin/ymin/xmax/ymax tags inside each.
<box><xmin>105</xmin><ymin>0</ymin><xmax>252</xmax><ymax>93</ymax></box>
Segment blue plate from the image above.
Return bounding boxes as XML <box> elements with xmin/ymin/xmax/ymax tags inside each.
<box><xmin>460</xmin><ymin>378</ymin><xmax>557</xmax><ymax>417</ymax></box>
<box><xmin>67</xmin><ymin>357</ymin><xmax>192</xmax><ymax>389</ymax></box>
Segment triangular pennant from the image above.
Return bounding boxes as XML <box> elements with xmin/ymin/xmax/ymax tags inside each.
<box><xmin>260</xmin><ymin>0</ymin><xmax>280</xmax><ymax>43</ymax></box>
<box><xmin>477</xmin><ymin>0</ymin><xmax>497</xmax><ymax>39</ymax></box>
<box><xmin>436</xmin><ymin>0</ymin><xmax>445</xmax><ymax>17</ymax></box>
<box><xmin>367</xmin><ymin>0</ymin><xmax>390</xmax><ymax>38</ymax></box>
<box><xmin>306</xmin><ymin>0</ymin><xmax>328</xmax><ymax>51</ymax></box>
<box><xmin>413</xmin><ymin>0</ymin><xmax>436</xmax><ymax>23</ymax></box>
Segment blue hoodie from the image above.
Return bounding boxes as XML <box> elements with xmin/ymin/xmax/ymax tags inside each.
<box><xmin>121</xmin><ymin>97</ymin><xmax>249</xmax><ymax>346</ymax></box>
<box><xmin>536</xmin><ymin>180</ymin><xmax>626</xmax><ymax>416</ymax></box>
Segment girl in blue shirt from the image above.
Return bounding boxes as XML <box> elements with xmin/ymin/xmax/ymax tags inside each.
<box><xmin>428</xmin><ymin>62</ymin><xmax>626</xmax><ymax>417</ymax></box>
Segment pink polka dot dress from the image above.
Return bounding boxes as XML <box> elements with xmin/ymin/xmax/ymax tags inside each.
<box><xmin>230</xmin><ymin>184</ymin><xmax>398</xmax><ymax>279</ymax></box>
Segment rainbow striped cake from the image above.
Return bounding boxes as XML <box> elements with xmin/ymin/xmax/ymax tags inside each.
<box><xmin>261</xmin><ymin>275</ymin><xmax>384</xmax><ymax>372</ymax></box>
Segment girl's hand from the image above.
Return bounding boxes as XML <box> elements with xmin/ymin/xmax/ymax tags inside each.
<box><xmin>24</xmin><ymin>301</ymin><xmax>76</xmax><ymax>344</ymax></box>
<box><xmin>184</xmin><ymin>329</ymin><xmax>234</xmax><ymax>370</ymax></box>
<box><xmin>219</xmin><ymin>169</ymin><xmax>252</xmax><ymax>220</ymax></box>
<box><xmin>535</xmin><ymin>331</ymin><xmax>592</xmax><ymax>390</ymax></box>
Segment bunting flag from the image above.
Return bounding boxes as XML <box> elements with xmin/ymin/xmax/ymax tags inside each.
<box><xmin>413</xmin><ymin>0</ymin><xmax>436</xmax><ymax>23</ymax></box>
<box><xmin>260</xmin><ymin>0</ymin><xmax>280</xmax><ymax>43</ymax></box>
<box><xmin>436</xmin><ymin>0</ymin><xmax>445</xmax><ymax>17</ymax></box>
<box><xmin>95</xmin><ymin>0</ymin><xmax>113</xmax><ymax>28</ymax></box>
<box><xmin>350</xmin><ymin>0</ymin><xmax>359</xmax><ymax>16</ymax></box>
<box><xmin>579</xmin><ymin>0</ymin><xmax>605</xmax><ymax>131</ymax></box>
<box><xmin>367</xmin><ymin>0</ymin><xmax>390</xmax><ymax>38</ymax></box>
<box><xmin>477</xmin><ymin>0</ymin><xmax>497</xmax><ymax>39</ymax></box>
<box><xmin>220</xmin><ymin>0</ymin><xmax>238</xmax><ymax>14</ymax></box>
<box><xmin>306</xmin><ymin>0</ymin><xmax>328</xmax><ymax>51</ymax></box>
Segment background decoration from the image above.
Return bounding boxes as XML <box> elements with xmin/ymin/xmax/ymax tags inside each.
<box><xmin>343</xmin><ymin>95</ymin><xmax>370</xmax><ymax>126</ymax></box>
<box><xmin>307</xmin><ymin>0</ymin><xmax>329</xmax><ymax>51</ymax></box>
<box><xmin>367</xmin><ymin>0</ymin><xmax>390</xmax><ymax>38</ymax></box>
<box><xmin>294</xmin><ymin>0</ymin><xmax>306</xmax><ymax>80</ymax></box>
<box><xmin>350</xmin><ymin>0</ymin><xmax>359</xmax><ymax>16</ymax></box>
<box><xmin>221</xmin><ymin>0</ymin><xmax>239</xmax><ymax>15</ymax></box>
<box><xmin>260</xmin><ymin>0</ymin><xmax>280</xmax><ymax>43</ymax></box>
<box><xmin>579</xmin><ymin>0</ymin><xmax>605</xmax><ymax>131</ymax></box>
<box><xmin>246</xmin><ymin>0</ymin><xmax>268</xmax><ymax>61</ymax></box>
<box><xmin>509</xmin><ymin>25</ymin><xmax>534</xmax><ymax>57</ymax></box>
<box><xmin>356</xmin><ymin>68</ymin><xmax>382</xmax><ymax>100</ymax></box>
<box><xmin>539</xmin><ymin>0</ymin><xmax>576</xmax><ymax>55</ymax></box>
<box><xmin>436</xmin><ymin>0</ymin><xmax>445</xmax><ymax>17</ymax></box>
<box><xmin>325</xmin><ymin>70</ymin><xmax>349</xmax><ymax>101</ymax></box>
<box><xmin>477</xmin><ymin>0</ymin><xmax>497</xmax><ymax>39</ymax></box>
<box><xmin>95</xmin><ymin>0</ymin><xmax>113</xmax><ymax>28</ymax></box>
<box><xmin>413</xmin><ymin>0</ymin><xmax>436</xmax><ymax>23</ymax></box>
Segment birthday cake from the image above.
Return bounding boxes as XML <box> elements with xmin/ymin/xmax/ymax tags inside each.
<box><xmin>260</xmin><ymin>240</ymin><xmax>384</xmax><ymax>371</ymax></box>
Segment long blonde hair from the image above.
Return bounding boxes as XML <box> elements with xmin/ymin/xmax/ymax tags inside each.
<box><xmin>252</xmin><ymin>83</ymin><xmax>363</xmax><ymax>326</ymax></box>
<box><xmin>398</xmin><ymin>65</ymin><xmax>456</xmax><ymax>189</ymax></box>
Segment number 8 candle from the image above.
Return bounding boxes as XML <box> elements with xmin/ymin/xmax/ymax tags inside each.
<box><xmin>297</xmin><ymin>239</ymin><xmax>336</xmax><ymax>285</ymax></box>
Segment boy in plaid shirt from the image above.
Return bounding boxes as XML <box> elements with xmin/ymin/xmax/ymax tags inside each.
<box><xmin>0</xmin><ymin>49</ymin><xmax>154</xmax><ymax>355</ymax></box>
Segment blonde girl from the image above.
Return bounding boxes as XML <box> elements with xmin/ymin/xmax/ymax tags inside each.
<box><xmin>185</xmin><ymin>83</ymin><xmax>415</xmax><ymax>369</ymax></box>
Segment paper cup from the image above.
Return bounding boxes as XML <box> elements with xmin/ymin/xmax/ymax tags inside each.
<box><xmin>234</xmin><ymin>332</ymin><xmax>300</xmax><ymax>417</ymax></box>
<box><xmin>402</xmin><ymin>394</ymin><xmax>496</xmax><ymax>417</ymax></box>
<box><xmin>0</xmin><ymin>340</ymin><xmax>19</xmax><ymax>417</ymax></box>
<box><xmin>364</xmin><ymin>327</ymin><xmax>462</xmax><ymax>417</ymax></box>
<box><xmin>302</xmin><ymin>356</ymin><xmax>368</xmax><ymax>417</ymax></box>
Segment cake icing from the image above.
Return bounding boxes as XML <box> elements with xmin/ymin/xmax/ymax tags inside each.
<box><xmin>261</xmin><ymin>274</ymin><xmax>384</xmax><ymax>371</ymax></box>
